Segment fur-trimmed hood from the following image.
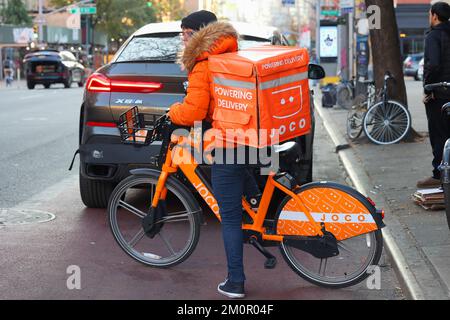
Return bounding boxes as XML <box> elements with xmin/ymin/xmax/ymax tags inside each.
<box><xmin>179</xmin><ymin>21</ymin><xmax>239</xmax><ymax>73</ymax></box>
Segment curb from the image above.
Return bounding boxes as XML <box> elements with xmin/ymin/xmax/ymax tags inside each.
<box><xmin>314</xmin><ymin>96</ymin><xmax>426</xmax><ymax>300</ymax></box>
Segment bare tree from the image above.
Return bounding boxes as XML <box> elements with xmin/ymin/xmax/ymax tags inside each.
<box><xmin>365</xmin><ymin>0</ymin><xmax>406</xmax><ymax>103</ymax></box>
<box><xmin>365</xmin><ymin>0</ymin><xmax>421</xmax><ymax>140</ymax></box>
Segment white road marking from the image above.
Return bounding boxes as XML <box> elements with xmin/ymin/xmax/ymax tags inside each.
<box><xmin>19</xmin><ymin>94</ymin><xmax>44</xmax><ymax>100</ymax></box>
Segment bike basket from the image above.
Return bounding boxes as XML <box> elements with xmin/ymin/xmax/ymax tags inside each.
<box><xmin>118</xmin><ymin>106</ymin><xmax>164</xmax><ymax>145</ymax></box>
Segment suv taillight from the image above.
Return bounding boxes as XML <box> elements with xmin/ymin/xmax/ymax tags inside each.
<box><xmin>86</xmin><ymin>73</ymin><xmax>111</xmax><ymax>92</ymax></box>
<box><xmin>86</xmin><ymin>73</ymin><xmax>163</xmax><ymax>93</ymax></box>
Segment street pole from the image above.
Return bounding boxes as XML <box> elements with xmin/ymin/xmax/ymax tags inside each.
<box><xmin>86</xmin><ymin>14</ymin><xmax>89</xmax><ymax>68</ymax></box>
<box><xmin>296</xmin><ymin>0</ymin><xmax>300</xmax><ymax>47</ymax></box>
<box><xmin>316</xmin><ymin>0</ymin><xmax>320</xmax><ymax>63</ymax></box>
<box><xmin>349</xmin><ymin>10</ymin><xmax>354</xmax><ymax>79</ymax></box>
<box><xmin>38</xmin><ymin>0</ymin><xmax>43</xmax><ymax>45</ymax></box>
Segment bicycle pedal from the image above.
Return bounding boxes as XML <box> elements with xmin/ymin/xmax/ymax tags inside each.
<box><xmin>264</xmin><ymin>257</ymin><xmax>277</xmax><ymax>269</ymax></box>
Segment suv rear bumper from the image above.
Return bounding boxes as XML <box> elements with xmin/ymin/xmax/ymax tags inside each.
<box><xmin>80</xmin><ymin>143</ymin><xmax>162</xmax><ymax>182</ymax></box>
<box><xmin>27</xmin><ymin>74</ymin><xmax>68</xmax><ymax>84</ymax></box>
<box><xmin>80</xmin><ymin>126</ymin><xmax>162</xmax><ymax>182</ymax></box>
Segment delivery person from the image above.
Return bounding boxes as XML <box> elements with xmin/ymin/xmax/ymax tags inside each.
<box><xmin>168</xmin><ymin>10</ymin><xmax>259</xmax><ymax>299</ymax></box>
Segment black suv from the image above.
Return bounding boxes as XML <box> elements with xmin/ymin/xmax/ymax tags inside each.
<box><xmin>24</xmin><ymin>49</ymin><xmax>86</xmax><ymax>89</ymax></box>
<box><xmin>78</xmin><ymin>21</ymin><xmax>316</xmax><ymax>208</ymax></box>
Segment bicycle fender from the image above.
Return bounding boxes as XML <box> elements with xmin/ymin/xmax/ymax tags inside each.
<box><xmin>275</xmin><ymin>181</ymin><xmax>385</xmax><ymax>241</ymax></box>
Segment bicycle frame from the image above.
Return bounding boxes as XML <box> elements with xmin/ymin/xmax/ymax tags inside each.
<box><xmin>440</xmin><ymin>105</ymin><xmax>450</xmax><ymax>184</ymax></box>
<box><xmin>148</xmin><ymin>129</ymin><xmax>383</xmax><ymax>243</ymax></box>
<box><xmin>150</xmin><ymin>131</ymin><xmax>326</xmax><ymax>242</ymax></box>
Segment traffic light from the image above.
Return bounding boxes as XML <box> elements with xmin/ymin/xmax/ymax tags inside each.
<box><xmin>33</xmin><ymin>25</ymin><xmax>39</xmax><ymax>40</ymax></box>
<box><xmin>146</xmin><ymin>1</ymin><xmax>153</xmax><ymax>7</ymax></box>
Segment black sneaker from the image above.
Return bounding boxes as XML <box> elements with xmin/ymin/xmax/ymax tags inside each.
<box><xmin>217</xmin><ymin>279</ymin><xmax>245</xmax><ymax>299</ymax></box>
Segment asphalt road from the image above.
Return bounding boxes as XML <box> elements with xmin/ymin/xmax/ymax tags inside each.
<box><xmin>0</xmin><ymin>86</ymin><xmax>404</xmax><ymax>300</ymax></box>
<box><xmin>0</xmin><ymin>84</ymin><xmax>81</xmax><ymax>208</ymax></box>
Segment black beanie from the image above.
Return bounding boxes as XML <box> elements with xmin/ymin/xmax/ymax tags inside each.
<box><xmin>431</xmin><ymin>2</ymin><xmax>450</xmax><ymax>21</ymax></box>
<box><xmin>181</xmin><ymin>10</ymin><xmax>217</xmax><ymax>31</ymax></box>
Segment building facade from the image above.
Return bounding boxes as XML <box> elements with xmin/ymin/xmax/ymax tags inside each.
<box><xmin>199</xmin><ymin>0</ymin><xmax>317</xmax><ymax>48</ymax></box>
<box><xmin>394</xmin><ymin>0</ymin><xmax>440</xmax><ymax>57</ymax></box>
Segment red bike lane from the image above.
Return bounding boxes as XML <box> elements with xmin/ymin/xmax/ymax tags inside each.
<box><xmin>0</xmin><ymin>171</ymin><xmax>403</xmax><ymax>300</ymax></box>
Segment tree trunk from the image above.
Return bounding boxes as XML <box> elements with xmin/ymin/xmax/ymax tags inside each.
<box><xmin>365</xmin><ymin>0</ymin><xmax>422</xmax><ymax>140</ymax></box>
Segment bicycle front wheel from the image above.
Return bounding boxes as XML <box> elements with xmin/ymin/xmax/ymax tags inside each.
<box><xmin>363</xmin><ymin>100</ymin><xmax>411</xmax><ymax>145</ymax></box>
<box><xmin>108</xmin><ymin>173</ymin><xmax>202</xmax><ymax>268</ymax></box>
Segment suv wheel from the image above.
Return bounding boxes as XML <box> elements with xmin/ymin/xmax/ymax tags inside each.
<box><xmin>27</xmin><ymin>82</ymin><xmax>35</xmax><ymax>90</ymax></box>
<box><xmin>64</xmin><ymin>73</ymin><xmax>72</xmax><ymax>88</ymax></box>
<box><xmin>79</xmin><ymin>169</ymin><xmax>115</xmax><ymax>208</ymax></box>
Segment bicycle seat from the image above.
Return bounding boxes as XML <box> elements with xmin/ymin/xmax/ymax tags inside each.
<box><xmin>274</xmin><ymin>141</ymin><xmax>297</xmax><ymax>154</ymax></box>
<box><xmin>274</xmin><ymin>141</ymin><xmax>302</xmax><ymax>160</ymax></box>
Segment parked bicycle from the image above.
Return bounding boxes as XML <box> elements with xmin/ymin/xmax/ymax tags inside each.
<box><xmin>346</xmin><ymin>72</ymin><xmax>412</xmax><ymax>145</ymax></box>
<box><xmin>336</xmin><ymin>77</ymin><xmax>356</xmax><ymax>109</ymax></box>
<box><xmin>107</xmin><ymin>106</ymin><xmax>386</xmax><ymax>289</ymax></box>
<box><xmin>346</xmin><ymin>80</ymin><xmax>377</xmax><ymax>140</ymax></box>
<box><xmin>424</xmin><ymin>82</ymin><xmax>450</xmax><ymax>230</ymax></box>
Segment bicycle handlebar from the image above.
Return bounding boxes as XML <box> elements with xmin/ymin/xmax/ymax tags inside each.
<box><xmin>424</xmin><ymin>82</ymin><xmax>450</xmax><ymax>91</ymax></box>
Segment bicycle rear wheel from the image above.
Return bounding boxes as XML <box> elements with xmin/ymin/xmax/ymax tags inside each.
<box><xmin>276</xmin><ymin>183</ymin><xmax>383</xmax><ymax>288</ymax></box>
<box><xmin>346</xmin><ymin>107</ymin><xmax>365</xmax><ymax>140</ymax></box>
<box><xmin>363</xmin><ymin>100</ymin><xmax>411</xmax><ymax>145</ymax></box>
<box><xmin>108</xmin><ymin>173</ymin><xmax>202</xmax><ymax>268</ymax></box>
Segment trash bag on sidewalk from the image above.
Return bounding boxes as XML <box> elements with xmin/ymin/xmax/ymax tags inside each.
<box><xmin>321</xmin><ymin>83</ymin><xmax>337</xmax><ymax>108</ymax></box>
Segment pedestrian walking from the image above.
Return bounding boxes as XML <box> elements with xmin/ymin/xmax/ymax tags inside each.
<box><xmin>3</xmin><ymin>58</ymin><xmax>14</xmax><ymax>87</ymax></box>
<box><xmin>418</xmin><ymin>2</ymin><xmax>450</xmax><ymax>188</ymax></box>
<box><xmin>167</xmin><ymin>10</ymin><xmax>261</xmax><ymax>299</ymax></box>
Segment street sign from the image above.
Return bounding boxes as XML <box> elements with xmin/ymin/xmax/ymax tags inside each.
<box><xmin>68</xmin><ymin>6</ymin><xmax>97</xmax><ymax>15</ymax></box>
<box><xmin>321</xmin><ymin>10</ymin><xmax>340</xmax><ymax>16</ymax></box>
<box><xmin>340</xmin><ymin>0</ymin><xmax>354</xmax><ymax>14</ymax></box>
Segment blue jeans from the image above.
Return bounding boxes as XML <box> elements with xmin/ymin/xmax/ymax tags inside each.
<box><xmin>211</xmin><ymin>163</ymin><xmax>260</xmax><ymax>284</ymax></box>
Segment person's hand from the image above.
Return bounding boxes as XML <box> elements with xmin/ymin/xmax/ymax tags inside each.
<box><xmin>423</xmin><ymin>93</ymin><xmax>435</xmax><ymax>104</ymax></box>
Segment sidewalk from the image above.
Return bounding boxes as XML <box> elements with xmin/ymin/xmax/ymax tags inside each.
<box><xmin>315</xmin><ymin>78</ymin><xmax>450</xmax><ymax>300</ymax></box>
<box><xmin>0</xmin><ymin>79</ymin><xmax>27</xmax><ymax>90</ymax></box>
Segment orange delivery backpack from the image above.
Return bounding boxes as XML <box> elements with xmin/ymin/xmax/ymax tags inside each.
<box><xmin>209</xmin><ymin>45</ymin><xmax>311</xmax><ymax>148</ymax></box>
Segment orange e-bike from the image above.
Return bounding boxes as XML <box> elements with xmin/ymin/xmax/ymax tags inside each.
<box><xmin>107</xmin><ymin>107</ymin><xmax>385</xmax><ymax>288</ymax></box>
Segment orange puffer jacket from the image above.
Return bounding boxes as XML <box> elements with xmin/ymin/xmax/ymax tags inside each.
<box><xmin>168</xmin><ymin>22</ymin><xmax>239</xmax><ymax>126</ymax></box>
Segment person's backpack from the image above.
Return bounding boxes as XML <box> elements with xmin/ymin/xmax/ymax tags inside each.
<box><xmin>3</xmin><ymin>60</ymin><xmax>10</xmax><ymax>69</ymax></box>
<box><xmin>209</xmin><ymin>46</ymin><xmax>311</xmax><ymax>148</ymax></box>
